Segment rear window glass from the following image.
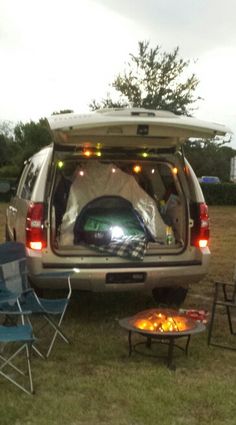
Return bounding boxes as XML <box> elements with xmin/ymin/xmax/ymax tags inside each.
<box><xmin>20</xmin><ymin>153</ymin><xmax>45</xmax><ymax>200</ymax></box>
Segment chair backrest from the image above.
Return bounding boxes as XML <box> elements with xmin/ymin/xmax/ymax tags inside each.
<box><xmin>0</xmin><ymin>242</ymin><xmax>28</xmax><ymax>295</ymax></box>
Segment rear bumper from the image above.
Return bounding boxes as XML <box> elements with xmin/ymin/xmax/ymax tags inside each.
<box><xmin>28</xmin><ymin>250</ymin><xmax>210</xmax><ymax>292</ymax></box>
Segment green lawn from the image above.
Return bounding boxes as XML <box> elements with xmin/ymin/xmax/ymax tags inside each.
<box><xmin>0</xmin><ymin>204</ymin><xmax>236</xmax><ymax>425</ymax></box>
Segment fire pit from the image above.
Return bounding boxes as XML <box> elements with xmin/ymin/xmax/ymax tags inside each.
<box><xmin>119</xmin><ymin>308</ymin><xmax>206</xmax><ymax>369</ymax></box>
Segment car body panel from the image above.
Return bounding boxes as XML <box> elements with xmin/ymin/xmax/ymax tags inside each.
<box><xmin>27</xmin><ymin>247</ymin><xmax>210</xmax><ymax>292</ymax></box>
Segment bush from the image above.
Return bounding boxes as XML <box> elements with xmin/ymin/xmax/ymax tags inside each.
<box><xmin>0</xmin><ymin>164</ymin><xmax>20</xmax><ymax>178</ymax></box>
<box><xmin>0</xmin><ymin>178</ymin><xmax>17</xmax><ymax>202</ymax></box>
<box><xmin>201</xmin><ymin>183</ymin><xmax>236</xmax><ymax>205</ymax></box>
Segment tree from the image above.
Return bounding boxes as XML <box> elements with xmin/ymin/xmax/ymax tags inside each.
<box><xmin>0</xmin><ymin>121</ymin><xmax>18</xmax><ymax>168</ymax></box>
<box><xmin>52</xmin><ymin>109</ymin><xmax>74</xmax><ymax>115</ymax></box>
<box><xmin>184</xmin><ymin>138</ymin><xmax>236</xmax><ymax>182</ymax></box>
<box><xmin>14</xmin><ymin>118</ymin><xmax>52</xmax><ymax>162</ymax></box>
<box><xmin>90</xmin><ymin>41</ymin><xmax>200</xmax><ymax>115</ymax></box>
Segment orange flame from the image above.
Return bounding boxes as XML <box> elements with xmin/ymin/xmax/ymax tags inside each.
<box><xmin>131</xmin><ymin>309</ymin><xmax>194</xmax><ymax>333</ymax></box>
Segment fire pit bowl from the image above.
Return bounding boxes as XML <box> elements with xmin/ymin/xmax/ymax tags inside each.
<box><xmin>119</xmin><ymin>308</ymin><xmax>206</xmax><ymax>369</ymax></box>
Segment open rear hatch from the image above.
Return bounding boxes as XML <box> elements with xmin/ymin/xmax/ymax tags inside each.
<box><xmin>47</xmin><ymin>108</ymin><xmax>230</xmax><ymax>148</ymax></box>
<box><xmin>47</xmin><ymin>108</ymin><xmax>230</xmax><ymax>260</ymax></box>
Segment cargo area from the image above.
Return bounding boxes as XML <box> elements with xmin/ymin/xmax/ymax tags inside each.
<box><xmin>50</xmin><ymin>151</ymin><xmax>188</xmax><ymax>259</ymax></box>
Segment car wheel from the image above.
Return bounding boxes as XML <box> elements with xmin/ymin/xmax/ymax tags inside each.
<box><xmin>152</xmin><ymin>286</ymin><xmax>188</xmax><ymax>307</ymax></box>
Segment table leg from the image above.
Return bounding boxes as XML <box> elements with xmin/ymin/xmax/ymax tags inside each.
<box><xmin>167</xmin><ymin>338</ymin><xmax>175</xmax><ymax>370</ymax></box>
<box><xmin>185</xmin><ymin>335</ymin><xmax>191</xmax><ymax>355</ymax></box>
<box><xmin>146</xmin><ymin>336</ymin><xmax>152</xmax><ymax>348</ymax></box>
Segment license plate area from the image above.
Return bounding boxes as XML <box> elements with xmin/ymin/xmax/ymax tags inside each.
<box><xmin>106</xmin><ymin>272</ymin><xmax>146</xmax><ymax>284</ymax></box>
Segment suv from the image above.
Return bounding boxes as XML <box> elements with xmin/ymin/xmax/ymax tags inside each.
<box><xmin>5</xmin><ymin>108</ymin><xmax>230</xmax><ymax>305</ymax></box>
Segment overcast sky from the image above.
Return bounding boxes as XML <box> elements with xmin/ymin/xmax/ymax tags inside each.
<box><xmin>0</xmin><ymin>0</ymin><xmax>236</xmax><ymax>146</ymax></box>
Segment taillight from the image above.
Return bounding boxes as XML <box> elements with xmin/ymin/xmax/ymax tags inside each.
<box><xmin>26</xmin><ymin>202</ymin><xmax>47</xmax><ymax>251</ymax></box>
<box><xmin>190</xmin><ymin>202</ymin><xmax>210</xmax><ymax>248</ymax></box>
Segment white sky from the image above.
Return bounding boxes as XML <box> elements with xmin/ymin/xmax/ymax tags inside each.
<box><xmin>0</xmin><ymin>0</ymin><xmax>236</xmax><ymax>147</ymax></box>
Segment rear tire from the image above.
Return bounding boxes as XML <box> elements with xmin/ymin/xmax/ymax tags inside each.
<box><xmin>152</xmin><ymin>286</ymin><xmax>188</xmax><ymax>307</ymax></box>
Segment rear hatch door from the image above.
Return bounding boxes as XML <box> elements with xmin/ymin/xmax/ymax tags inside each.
<box><xmin>47</xmin><ymin>108</ymin><xmax>231</xmax><ymax>149</ymax></box>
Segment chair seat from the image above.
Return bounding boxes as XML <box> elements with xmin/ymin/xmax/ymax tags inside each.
<box><xmin>0</xmin><ymin>324</ymin><xmax>34</xmax><ymax>343</ymax></box>
<box><xmin>20</xmin><ymin>292</ymin><xmax>69</xmax><ymax>314</ymax></box>
<box><xmin>38</xmin><ymin>297</ymin><xmax>69</xmax><ymax>314</ymax></box>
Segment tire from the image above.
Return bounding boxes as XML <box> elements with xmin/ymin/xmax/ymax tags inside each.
<box><xmin>152</xmin><ymin>286</ymin><xmax>188</xmax><ymax>307</ymax></box>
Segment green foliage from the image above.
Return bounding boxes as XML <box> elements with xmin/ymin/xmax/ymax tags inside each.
<box><xmin>90</xmin><ymin>96</ymin><xmax>128</xmax><ymax>111</ymax></box>
<box><xmin>14</xmin><ymin>118</ymin><xmax>52</xmax><ymax>162</ymax></box>
<box><xmin>91</xmin><ymin>41</ymin><xmax>200</xmax><ymax>115</ymax></box>
<box><xmin>0</xmin><ymin>121</ymin><xmax>16</xmax><ymax>168</ymax></box>
<box><xmin>0</xmin><ymin>177</ymin><xmax>16</xmax><ymax>201</ymax></box>
<box><xmin>0</xmin><ymin>165</ymin><xmax>19</xmax><ymax>178</ymax></box>
<box><xmin>89</xmin><ymin>40</ymin><xmax>234</xmax><ymax>183</ymax></box>
<box><xmin>201</xmin><ymin>183</ymin><xmax>236</xmax><ymax>205</ymax></box>
<box><xmin>52</xmin><ymin>109</ymin><xmax>74</xmax><ymax>115</ymax></box>
<box><xmin>0</xmin><ymin>134</ymin><xmax>10</xmax><ymax>167</ymax></box>
<box><xmin>0</xmin><ymin>118</ymin><xmax>52</xmax><ymax>177</ymax></box>
<box><xmin>185</xmin><ymin>139</ymin><xmax>236</xmax><ymax>182</ymax></box>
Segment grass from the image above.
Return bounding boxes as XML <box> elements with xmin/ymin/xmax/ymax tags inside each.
<box><xmin>0</xmin><ymin>203</ymin><xmax>236</xmax><ymax>424</ymax></box>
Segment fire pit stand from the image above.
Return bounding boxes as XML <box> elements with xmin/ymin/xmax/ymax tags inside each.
<box><xmin>119</xmin><ymin>309</ymin><xmax>206</xmax><ymax>370</ymax></box>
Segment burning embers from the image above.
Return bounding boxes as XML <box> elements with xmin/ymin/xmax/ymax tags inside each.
<box><xmin>129</xmin><ymin>309</ymin><xmax>196</xmax><ymax>333</ymax></box>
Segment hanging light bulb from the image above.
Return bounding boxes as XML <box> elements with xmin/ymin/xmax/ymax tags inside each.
<box><xmin>133</xmin><ymin>165</ymin><xmax>142</xmax><ymax>173</ymax></box>
<box><xmin>84</xmin><ymin>149</ymin><xmax>92</xmax><ymax>157</ymax></box>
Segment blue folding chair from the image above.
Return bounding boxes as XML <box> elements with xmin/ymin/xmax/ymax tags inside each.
<box><xmin>0</xmin><ymin>242</ymin><xmax>72</xmax><ymax>359</ymax></box>
<box><xmin>0</xmin><ymin>288</ymin><xmax>35</xmax><ymax>394</ymax></box>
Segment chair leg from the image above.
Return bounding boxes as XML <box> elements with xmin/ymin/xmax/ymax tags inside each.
<box><xmin>0</xmin><ymin>343</ymin><xmax>34</xmax><ymax>395</ymax></box>
<box><xmin>208</xmin><ymin>285</ymin><xmax>219</xmax><ymax>345</ymax></box>
<box><xmin>0</xmin><ymin>352</ymin><xmax>25</xmax><ymax>376</ymax></box>
<box><xmin>32</xmin><ymin>344</ymin><xmax>46</xmax><ymax>360</ymax></box>
<box><xmin>222</xmin><ymin>285</ymin><xmax>235</xmax><ymax>334</ymax></box>
<box><xmin>25</xmin><ymin>316</ymin><xmax>46</xmax><ymax>360</ymax></box>
<box><xmin>208</xmin><ymin>283</ymin><xmax>236</xmax><ymax>350</ymax></box>
<box><xmin>26</xmin><ymin>343</ymin><xmax>34</xmax><ymax>394</ymax></box>
<box><xmin>44</xmin><ymin>310</ymin><xmax>70</xmax><ymax>358</ymax></box>
<box><xmin>226</xmin><ymin>306</ymin><xmax>234</xmax><ymax>334</ymax></box>
<box><xmin>25</xmin><ymin>310</ymin><xmax>70</xmax><ymax>359</ymax></box>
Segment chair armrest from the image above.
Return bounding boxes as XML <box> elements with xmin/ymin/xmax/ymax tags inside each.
<box><xmin>214</xmin><ymin>281</ymin><xmax>235</xmax><ymax>287</ymax></box>
<box><xmin>21</xmin><ymin>273</ymin><xmax>72</xmax><ymax>313</ymax></box>
<box><xmin>33</xmin><ymin>272</ymin><xmax>72</xmax><ymax>299</ymax></box>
